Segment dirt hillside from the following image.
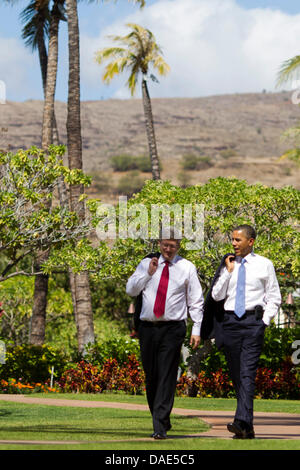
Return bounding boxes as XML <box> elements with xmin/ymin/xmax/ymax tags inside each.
<box><xmin>1</xmin><ymin>91</ymin><xmax>299</xmax><ymax>200</ymax></box>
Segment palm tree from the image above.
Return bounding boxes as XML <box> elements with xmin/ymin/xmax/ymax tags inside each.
<box><xmin>65</xmin><ymin>1</ymin><xmax>145</xmax><ymax>353</ymax></box>
<box><xmin>65</xmin><ymin>0</ymin><xmax>95</xmax><ymax>353</ymax></box>
<box><xmin>20</xmin><ymin>0</ymin><xmax>65</xmax><ymax>147</ymax></box>
<box><xmin>95</xmin><ymin>23</ymin><xmax>170</xmax><ymax>180</ymax></box>
<box><xmin>20</xmin><ymin>0</ymin><xmax>66</xmax><ymax>345</ymax></box>
<box><xmin>41</xmin><ymin>0</ymin><xmax>66</xmax><ymax>149</ymax></box>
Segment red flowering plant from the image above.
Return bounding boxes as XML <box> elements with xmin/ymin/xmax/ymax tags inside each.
<box><xmin>255</xmin><ymin>359</ymin><xmax>300</xmax><ymax>399</ymax></box>
<box><xmin>117</xmin><ymin>355</ymin><xmax>145</xmax><ymax>394</ymax></box>
<box><xmin>58</xmin><ymin>361</ymin><xmax>103</xmax><ymax>393</ymax></box>
<box><xmin>177</xmin><ymin>369</ymin><xmax>234</xmax><ymax>398</ymax></box>
<box><xmin>58</xmin><ymin>355</ymin><xmax>145</xmax><ymax>395</ymax></box>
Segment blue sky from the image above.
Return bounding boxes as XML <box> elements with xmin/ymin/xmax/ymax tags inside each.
<box><xmin>1</xmin><ymin>0</ymin><xmax>300</xmax><ymax>102</ymax></box>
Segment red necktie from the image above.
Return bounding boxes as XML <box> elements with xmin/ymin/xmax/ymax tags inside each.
<box><xmin>153</xmin><ymin>261</ymin><xmax>170</xmax><ymax>318</ymax></box>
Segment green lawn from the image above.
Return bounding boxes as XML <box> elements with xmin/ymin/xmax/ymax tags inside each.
<box><xmin>29</xmin><ymin>391</ymin><xmax>300</xmax><ymax>414</ymax></box>
<box><xmin>0</xmin><ymin>394</ymin><xmax>299</xmax><ymax>450</ymax></box>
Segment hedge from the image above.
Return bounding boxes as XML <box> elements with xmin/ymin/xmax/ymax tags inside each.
<box><xmin>0</xmin><ymin>326</ymin><xmax>299</xmax><ymax>399</ymax></box>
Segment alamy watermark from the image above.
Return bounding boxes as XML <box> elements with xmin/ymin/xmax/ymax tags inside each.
<box><xmin>96</xmin><ymin>196</ymin><xmax>204</xmax><ymax>250</ymax></box>
<box><xmin>291</xmin><ymin>80</ymin><xmax>300</xmax><ymax>105</ymax></box>
<box><xmin>0</xmin><ymin>341</ymin><xmax>6</xmax><ymax>364</ymax></box>
<box><xmin>0</xmin><ymin>80</ymin><xmax>6</xmax><ymax>105</ymax></box>
<box><xmin>291</xmin><ymin>340</ymin><xmax>300</xmax><ymax>365</ymax></box>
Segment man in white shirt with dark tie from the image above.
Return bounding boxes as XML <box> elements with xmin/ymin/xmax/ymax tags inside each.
<box><xmin>212</xmin><ymin>224</ymin><xmax>281</xmax><ymax>439</ymax></box>
<box><xmin>126</xmin><ymin>231</ymin><xmax>204</xmax><ymax>439</ymax></box>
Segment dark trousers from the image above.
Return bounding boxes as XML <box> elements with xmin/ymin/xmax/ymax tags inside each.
<box><xmin>222</xmin><ymin>312</ymin><xmax>266</xmax><ymax>426</ymax></box>
<box><xmin>139</xmin><ymin>320</ymin><xmax>186</xmax><ymax>434</ymax></box>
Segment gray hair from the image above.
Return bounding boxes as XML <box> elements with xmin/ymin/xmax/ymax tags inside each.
<box><xmin>159</xmin><ymin>226</ymin><xmax>182</xmax><ymax>242</ymax></box>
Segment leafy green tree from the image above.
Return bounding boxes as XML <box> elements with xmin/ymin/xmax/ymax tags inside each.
<box><xmin>43</xmin><ymin>178</ymin><xmax>300</xmax><ymax>303</ymax></box>
<box><xmin>0</xmin><ymin>146</ymin><xmax>93</xmax><ymax>281</ymax></box>
<box><xmin>0</xmin><ymin>276</ymin><xmax>34</xmax><ymax>345</ymax></box>
<box><xmin>95</xmin><ymin>23</ymin><xmax>170</xmax><ymax>180</ymax></box>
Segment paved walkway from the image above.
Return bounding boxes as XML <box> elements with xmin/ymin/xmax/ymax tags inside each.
<box><xmin>0</xmin><ymin>395</ymin><xmax>299</xmax><ymax>444</ymax></box>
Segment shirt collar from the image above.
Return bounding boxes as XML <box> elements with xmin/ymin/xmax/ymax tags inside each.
<box><xmin>159</xmin><ymin>254</ymin><xmax>179</xmax><ymax>265</ymax></box>
<box><xmin>236</xmin><ymin>251</ymin><xmax>255</xmax><ymax>264</ymax></box>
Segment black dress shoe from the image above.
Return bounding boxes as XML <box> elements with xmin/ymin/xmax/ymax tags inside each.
<box><xmin>153</xmin><ymin>432</ymin><xmax>167</xmax><ymax>440</ymax></box>
<box><xmin>150</xmin><ymin>423</ymin><xmax>171</xmax><ymax>438</ymax></box>
<box><xmin>232</xmin><ymin>431</ymin><xmax>255</xmax><ymax>439</ymax></box>
<box><xmin>227</xmin><ymin>420</ymin><xmax>255</xmax><ymax>439</ymax></box>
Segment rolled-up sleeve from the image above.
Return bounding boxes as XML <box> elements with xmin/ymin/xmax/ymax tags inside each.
<box><xmin>126</xmin><ymin>259</ymin><xmax>152</xmax><ymax>297</ymax></box>
<box><xmin>212</xmin><ymin>266</ymin><xmax>232</xmax><ymax>301</ymax></box>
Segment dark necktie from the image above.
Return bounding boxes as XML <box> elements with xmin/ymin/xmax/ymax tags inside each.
<box><xmin>153</xmin><ymin>261</ymin><xmax>170</xmax><ymax>318</ymax></box>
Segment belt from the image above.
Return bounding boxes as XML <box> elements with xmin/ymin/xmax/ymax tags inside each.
<box><xmin>225</xmin><ymin>310</ymin><xmax>256</xmax><ymax>315</ymax></box>
<box><xmin>225</xmin><ymin>306</ymin><xmax>263</xmax><ymax>319</ymax></box>
<box><xmin>140</xmin><ymin>320</ymin><xmax>185</xmax><ymax>327</ymax></box>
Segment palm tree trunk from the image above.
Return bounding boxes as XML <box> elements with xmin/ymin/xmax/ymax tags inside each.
<box><xmin>141</xmin><ymin>78</ymin><xmax>161</xmax><ymax>180</ymax></box>
<box><xmin>42</xmin><ymin>9</ymin><xmax>59</xmax><ymax>150</ymax></box>
<box><xmin>30</xmin><ymin>7</ymin><xmax>60</xmax><ymax>346</ymax></box>
<box><xmin>66</xmin><ymin>0</ymin><xmax>94</xmax><ymax>353</ymax></box>
<box><xmin>29</xmin><ymin>250</ymin><xmax>49</xmax><ymax>345</ymax></box>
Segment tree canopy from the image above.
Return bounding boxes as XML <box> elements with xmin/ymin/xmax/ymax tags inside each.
<box><xmin>43</xmin><ymin>178</ymin><xmax>300</xmax><ymax>298</ymax></box>
<box><xmin>0</xmin><ymin>146</ymin><xmax>94</xmax><ymax>282</ymax></box>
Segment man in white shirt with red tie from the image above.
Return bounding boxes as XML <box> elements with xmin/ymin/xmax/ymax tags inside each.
<box><xmin>126</xmin><ymin>231</ymin><xmax>204</xmax><ymax>439</ymax></box>
<box><xmin>212</xmin><ymin>224</ymin><xmax>281</xmax><ymax>439</ymax></box>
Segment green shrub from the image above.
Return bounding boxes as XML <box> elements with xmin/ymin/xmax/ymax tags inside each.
<box><xmin>111</xmin><ymin>154</ymin><xmax>153</xmax><ymax>173</ymax></box>
<box><xmin>135</xmin><ymin>155</ymin><xmax>152</xmax><ymax>172</ymax></box>
<box><xmin>259</xmin><ymin>324</ymin><xmax>300</xmax><ymax>370</ymax></box>
<box><xmin>90</xmin><ymin>173</ymin><xmax>111</xmax><ymax>193</ymax></box>
<box><xmin>90</xmin><ymin>278</ymin><xmax>131</xmax><ymax>322</ymax></box>
<box><xmin>180</xmin><ymin>154</ymin><xmax>213</xmax><ymax>170</ymax></box>
<box><xmin>0</xmin><ymin>344</ymin><xmax>68</xmax><ymax>383</ymax></box>
<box><xmin>111</xmin><ymin>154</ymin><xmax>137</xmax><ymax>172</ymax></box>
<box><xmin>82</xmin><ymin>337</ymin><xmax>140</xmax><ymax>367</ymax></box>
<box><xmin>219</xmin><ymin>148</ymin><xmax>236</xmax><ymax>158</ymax></box>
<box><xmin>116</xmin><ymin>171</ymin><xmax>145</xmax><ymax>196</ymax></box>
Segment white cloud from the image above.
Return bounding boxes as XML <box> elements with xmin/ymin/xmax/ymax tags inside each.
<box><xmin>81</xmin><ymin>0</ymin><xmax>300</xmax><ymax>99</ymax></box>
<box><xmin>0</xmin><ymin>37</ymin><xmax>38</xmax><ymax>101</ymax></box>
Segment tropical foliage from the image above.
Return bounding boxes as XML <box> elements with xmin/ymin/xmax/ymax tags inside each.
<box><xmin>0</xmin><ymin>146</ymin><xmax>92</xmax><ymax>283</ymax></box>
<box><xmin>43</xmin><ymin>178</ymin><xmax>300</xmax><ymax>299</ymax></box>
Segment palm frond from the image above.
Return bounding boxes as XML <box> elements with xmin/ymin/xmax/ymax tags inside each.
<box><xmin>152</xmin><ymin>55</ymin><xmax>170</xmax><ymax>76</ymax></box>
<box><xmin>95</xmin><ymin>47</ymin><xmax>127</xmax><ymax>64</ymax></box>
<box><xmin>95</xmin><ymin>22</ymin><xmax>169</xmax><ymax>94</ymax></box>
<box><xmin>102</xmin><ymin>57</ymin><xmax>130</xmax><ymax>83</ymax></box>
<box><xmin>127</xmin><ymin>71</ymin><xmax>138</xmax><ymax>96</ymax></box>
<box><xmin>277</xmin><ymin>55</ymin><xmax>300</xmax><ymax>87</ymax></box>
<box><xmin>20</xmin><ymin>2</ymin><xmax>50</xmax><ymax>50</ymax></box>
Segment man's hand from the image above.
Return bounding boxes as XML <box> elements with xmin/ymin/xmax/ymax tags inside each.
<box><xmin>190</xmin><ymin>335</ymin><xmax>200</xmax><ymax>349</ymax></box>
<box><xmin>148</xmin><ymin>257</ymin><xmax>159</xmax><ymax>276</ymax></box>
<box><xmin>225</xmin><ymin>255</ymin><xmax>235</xmax><ymax>273</ymax></box>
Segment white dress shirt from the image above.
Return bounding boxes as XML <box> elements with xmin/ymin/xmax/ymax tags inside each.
<box><xmin>212</xmin><ymin>252</ymin><xmax>281</xmax><ymax>326</ymax></box>
<box><xmin>126</xmin><ymin>254</ymin><xmax>204</xmax><ymax>336</ymax></box>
